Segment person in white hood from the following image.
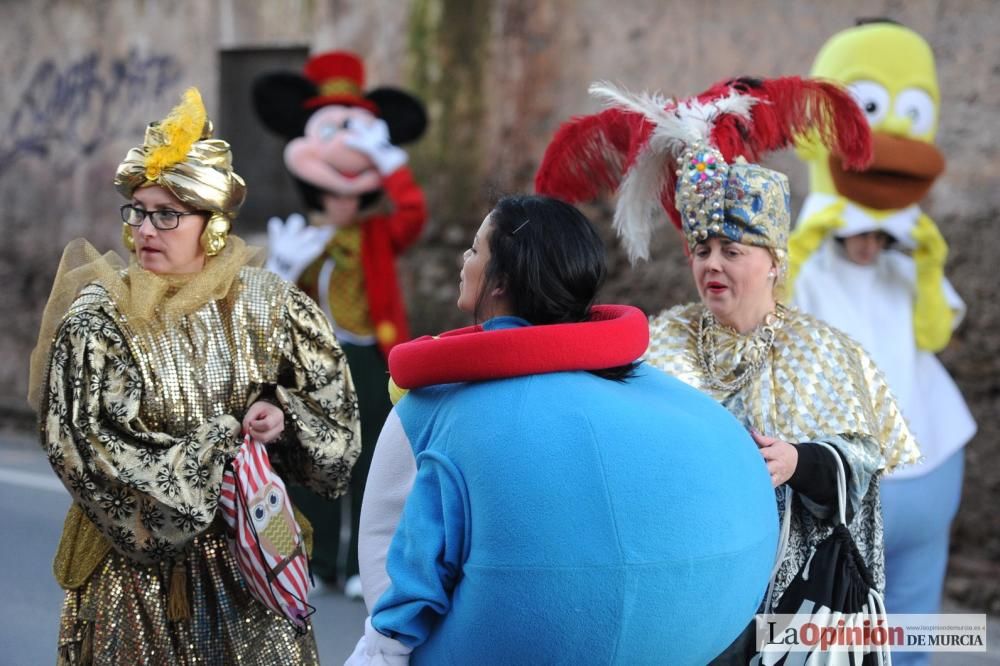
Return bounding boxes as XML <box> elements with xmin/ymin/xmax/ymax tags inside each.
<box><xmin>789</xmin><ymin>24</ymin><xmax>976</xmax><ymax>666</ymax></box>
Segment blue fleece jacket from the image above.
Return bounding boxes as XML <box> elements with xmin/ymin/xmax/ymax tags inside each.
<box><xmin>371</xmin><ymin>317</ymin><xmax>778</xmax><ymax>665</ymax></box>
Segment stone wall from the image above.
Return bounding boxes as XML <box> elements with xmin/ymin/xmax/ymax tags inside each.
<box><xmin>2</xmin><ymin>0</ymin><xmax>997</xmax><ymax>607</ymax></box>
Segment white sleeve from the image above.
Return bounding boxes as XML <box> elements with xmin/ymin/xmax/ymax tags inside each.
<box><xmin>358</xmin><ymin>408</ymin><xmax>418</xmax><ymax>612</ymax></box>
<box><xmin>344</xmin><ymin>617</ymin><xmax>413</xmax><ymax>666</ymax></box>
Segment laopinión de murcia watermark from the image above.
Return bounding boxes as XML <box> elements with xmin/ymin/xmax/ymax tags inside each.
<box><xmin>755</xmin><ymin>613</ymin><xmax>987</xmax><ymax>656</ymax></box>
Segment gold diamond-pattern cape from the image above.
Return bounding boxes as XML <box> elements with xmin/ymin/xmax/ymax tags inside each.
<box><xmin>38</xmin><ymin>250</ymin><xmax>360</xmax><ymax>664</ymax></box>
<box><xmin>646</xmin><ymin>302</ymin><xmax>920</xmax><ymax>606</ymax></box>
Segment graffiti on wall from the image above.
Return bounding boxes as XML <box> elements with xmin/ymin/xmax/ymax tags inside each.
<box><xmin>0</xmin><ymin>49</ymin><xmax>182</xmax><ymax>178</ymax></box>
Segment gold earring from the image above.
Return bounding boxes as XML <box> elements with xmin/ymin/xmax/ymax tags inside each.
<box><xmin>122</xmin><ymin>223</ymin><xmax>135</xmax><ymax>253</ymax></box>
<box><xmin>200</xmin><ymin>213</ymin><xmax>230</xmax><ymax>257</ymax></box>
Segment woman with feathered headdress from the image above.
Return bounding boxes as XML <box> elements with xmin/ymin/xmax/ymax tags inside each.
<box><xmin>536</xmin><ymin>76</ymin><xmax>921</xmax><ymax>663</ymax></box>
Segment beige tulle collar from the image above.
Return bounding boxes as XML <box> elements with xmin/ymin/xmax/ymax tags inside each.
<box><xmin>28</xmin><ymin>235</ymin><xmax>263</xmax><ymax>410</ymax></box>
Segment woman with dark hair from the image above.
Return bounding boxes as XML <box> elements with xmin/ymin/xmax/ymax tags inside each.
<box><xmin>345</xmin><ymin>194</ymin><xmax>780</xmax><ymax>664</ymax></box>
<box><xmin>466</xmin><ymin>195</ymin><xmax>606</xmax><ymax>324</ymax></box>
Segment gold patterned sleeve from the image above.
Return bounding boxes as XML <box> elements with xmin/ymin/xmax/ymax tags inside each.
<box><xmin>270</xmin><ymin>286</ymin><xmax>361</xmax><ymax>500</ymax></box>
<box><xmin>856</xmin><ymin>347</ymin><xmax>922</xmax><ymax>473</ymax></box>
<box><xmin>40</xmin><ymin>306</ymin><xmax>242</xmax><ymax>565</ymax></box>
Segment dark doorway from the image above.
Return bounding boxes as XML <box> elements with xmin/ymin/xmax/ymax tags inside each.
<box><xmin>218</xmin><ymin>47</ymin><xmax>309</xmax><ymax>235</ymax></box>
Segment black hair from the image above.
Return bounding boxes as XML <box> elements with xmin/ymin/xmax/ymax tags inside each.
<box><xmin>474</xmin><ymin>194</ymin><xmax>638</xmax><ymax>382</ymax></box>
<box><xmin>834</xmin><ymin>230</ymin><xmax>896</xmax><ymax>249</ymax></box>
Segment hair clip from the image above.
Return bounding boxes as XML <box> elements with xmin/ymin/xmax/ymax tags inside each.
<box><xmin>512</xmin><ymin>219</ymin><xmax>530</xmax><ymax>234</ymax></box>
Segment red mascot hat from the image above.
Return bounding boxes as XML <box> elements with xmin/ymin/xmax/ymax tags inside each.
<box><xmin>302</xmin><ymin>51</ymin><xmax>377</xmax><ymax>113</ymax></box>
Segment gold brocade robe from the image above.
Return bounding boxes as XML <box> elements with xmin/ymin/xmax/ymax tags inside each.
<box><xmin>39</xmin><ymin>264</ymin><xmax>360</xmax><ymax>665</ymax></box>
<box><xmin>646</xmin><ymin>303</ymin><xmax>920</xmax><ymax>607</ymax></box>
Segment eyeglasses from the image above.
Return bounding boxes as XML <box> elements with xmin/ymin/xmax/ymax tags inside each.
<box><xmin>120</xmin><ymin>204</ymin><xmax>207</xmax><ymax>230</ymax></box>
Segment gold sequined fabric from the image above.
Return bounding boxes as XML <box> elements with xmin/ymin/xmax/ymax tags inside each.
<box><xmin>646</xmin><ymin>302</ymin><xmax>920</xmax><ymax>604</ymax></box>
<box><xmin>38</xmin><ymin>255</ymin><xmax>360</xmax><ymax>664</ymax></box>
<box><xmin>53</xmin><ymin>504</ymin><xmax>111</xmax><ymax>590</ymax></box>
<box><xmin>56</xmin><ymin>530</ymin><xmax>320</xmax><ymax>666</ymax></box>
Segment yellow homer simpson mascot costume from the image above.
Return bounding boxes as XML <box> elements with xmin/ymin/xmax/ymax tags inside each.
<box><xmin>789</xmin><ymin>21</ymin><xmax>976</xmax><ymax>665</ymax></box>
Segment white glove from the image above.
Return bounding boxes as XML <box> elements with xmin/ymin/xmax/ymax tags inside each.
<box><xmin>344</xmin><ymin>617</ymin><xmax>413</xmax><ymax>666</ymax></box>
<box><xmin>344</xmin><ymin>118</ymin><xmax>408</xmax><ymax>176</ymax></box>
<box><xmin>265</xmin><ymin>213</ymin><xmax>335</xmax><ymax>282</ymax></box>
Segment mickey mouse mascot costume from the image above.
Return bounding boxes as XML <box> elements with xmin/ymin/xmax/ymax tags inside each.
<box><xmin>253</xmin><ymin>51</ymin><xmax>428</xmax><ymax>598</ymax></box>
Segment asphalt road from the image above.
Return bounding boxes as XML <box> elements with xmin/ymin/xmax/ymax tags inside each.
<box><xmin>1</xmin><ymin>430</ymin><xmax>996</xmax><ymax>665</ymax></box>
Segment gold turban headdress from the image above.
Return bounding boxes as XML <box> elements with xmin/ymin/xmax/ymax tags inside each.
<box><xmin>114</xmin><ymin>88</ymin><xmax>246</xmax><ymax>256</ymax></box>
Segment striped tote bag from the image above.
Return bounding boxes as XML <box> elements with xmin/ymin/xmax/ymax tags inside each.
<box><xmin>219</xmin><ymin>433</ymin><xmax>314</xmax><ymax>630</ymax></box>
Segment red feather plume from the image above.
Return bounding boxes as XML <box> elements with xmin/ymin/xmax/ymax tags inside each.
<box><xmin>700</xmin><ymin>76</ymin><xmax>872</xmax><ymax>170</ymax></box>
<box><xmin>534</xmin><ymin>107</ymin><xmax>652</xmax><ymax>202</ymax></box>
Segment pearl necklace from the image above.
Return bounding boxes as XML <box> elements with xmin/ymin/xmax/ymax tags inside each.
<box><xmin>696</xmin><ymin>303</ymin><xmax>787</xmax><ymax>393</ymax></box>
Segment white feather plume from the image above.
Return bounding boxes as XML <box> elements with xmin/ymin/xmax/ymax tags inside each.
<box><xmin>587</xmin><ymin>82</ymin><xmax>759</xmax><ymax>262</ymax></box>
<box><xmin>669</xmin><ymin>90</ymin><xmax>758</xmax><ymax>146</ymax></box>
<box><xmin>613</xmin><ymin>146</ymin><xmax>672</xmax><ymax>262</ymax></box>
<box><xmin>589</xmin><ymin>81</ymin><xmax>675</xmax><ymax>126</ymax></box>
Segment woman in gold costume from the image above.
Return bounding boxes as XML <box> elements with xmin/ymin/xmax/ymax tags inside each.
<box><xmin>536</xmin><ymin>76</ymin><xmax>921</xmax><ymax>663</ymax></box>
<box><xmin>27</xmin><ymin>88</ymin><xmax>360</xmax><ymax>664</ymax></box>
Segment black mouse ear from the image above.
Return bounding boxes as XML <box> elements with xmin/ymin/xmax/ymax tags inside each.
<box><xmin>366</xmin><ymin>88</ymin><xmax>428</xmax><ymax>145</ymax></box>
<box><xmin>252</xmin><ymin>73</ymin><xmax>318</xmax><ymax>138</ymax></box>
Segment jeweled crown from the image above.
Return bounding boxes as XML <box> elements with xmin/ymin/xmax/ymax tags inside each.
<box><xmin>676</xmin><ymin>143</ymin><xmax>790</xmax><ymax>250</ymax></box>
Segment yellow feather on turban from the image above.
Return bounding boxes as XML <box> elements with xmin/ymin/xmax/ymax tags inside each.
<box><xmin>114</xmin><ymin>87</ymin><xmax>246</xmax><ymax>218</ymax></box>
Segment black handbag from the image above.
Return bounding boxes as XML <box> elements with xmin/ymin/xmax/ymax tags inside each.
<box><xmin>753</xmin><ymin>442</ymin><xmax>891</xmax><ymax>666</ymax></box>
